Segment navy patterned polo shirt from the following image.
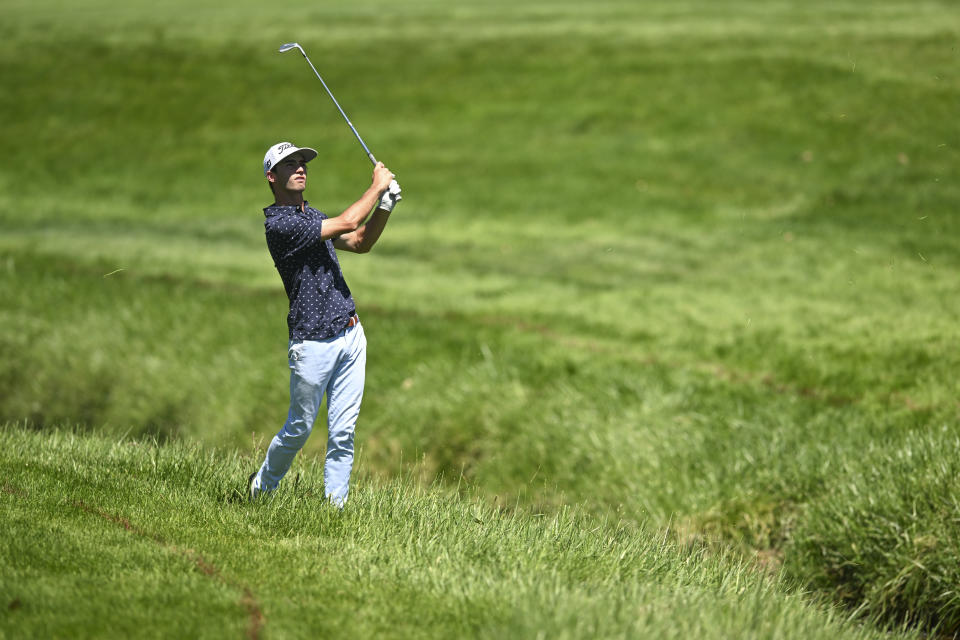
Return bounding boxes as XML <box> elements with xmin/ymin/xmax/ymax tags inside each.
<box><xmin>263</xmin><ymin>203</ymin><xmax>357</xmax><ymax>341</ymax></box>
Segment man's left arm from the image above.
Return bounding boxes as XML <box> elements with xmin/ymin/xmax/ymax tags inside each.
<box><xmin>334</xmin><ymin>180</ymin><xmax>401</xmax><ymax>254</ymax></box>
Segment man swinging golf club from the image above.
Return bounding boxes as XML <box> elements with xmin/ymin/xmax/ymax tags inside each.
<box><xmin>248</xmin><ymin>141</ymin><xmax>401</xmax><ymax>506</ymax></box>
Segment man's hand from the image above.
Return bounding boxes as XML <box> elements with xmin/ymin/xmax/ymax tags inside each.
<box><xmin>334</xmin><ymin>177</ymin><xmax>401</xmax><ymax>252</ymax></box>
<box><xmin>372</xmin><ymin>162</ymin><xmax>394</xmax><ymax>193</ymax></box>
<box><xmin>321</xmin><ymin>162</ymin><xmax>397</xmax><ymax>242</ymax></box>
<box><xmin>377</xmin><ymin>179</ymin><xmax>402</xmax><ymax>212</ymax></box>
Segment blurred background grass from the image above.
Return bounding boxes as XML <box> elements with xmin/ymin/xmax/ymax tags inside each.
<box><xmin>1</xmin><ymin>0</ymin><xmax>958</xmax><ymax>632</ymax></box>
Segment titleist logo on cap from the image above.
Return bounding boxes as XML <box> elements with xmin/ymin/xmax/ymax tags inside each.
<box><xmin>263</xmin><ymin>142</ymin><xmax>318</xmax><ymax>176</ymax></box>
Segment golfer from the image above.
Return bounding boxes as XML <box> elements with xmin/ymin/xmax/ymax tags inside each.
<box><xmin>248</xmin><ymin>141</ymin><xmax>401</xmax><ymax>506</ymax></box>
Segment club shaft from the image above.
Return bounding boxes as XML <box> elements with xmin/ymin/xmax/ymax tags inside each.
<box><xmin>297</xmin><ymin>49</ymin><xmax>377</xmax><ymax>165</ymax></box>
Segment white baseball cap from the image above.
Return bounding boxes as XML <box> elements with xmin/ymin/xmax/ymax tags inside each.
<box><xmin>263</xmin><ymin>141</ymin><xmax>318</xmax><ymax>177</ymax></box>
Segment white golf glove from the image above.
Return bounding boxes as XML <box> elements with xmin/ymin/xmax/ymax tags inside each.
<box><xmin>378</xmin><ymin>179</ymin><xmax>402</xmax><ymax>212</ymax></box>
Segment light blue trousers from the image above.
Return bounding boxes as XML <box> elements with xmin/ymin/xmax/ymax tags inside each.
<box><xmin>253</xmin><ymin>322</ymin><xmax>366</xmax><ymax>506</ymax></box>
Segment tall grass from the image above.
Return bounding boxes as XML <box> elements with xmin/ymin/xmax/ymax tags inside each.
<box><xmin>0</xmin><ymin>425</ymin><xmax>921</xmax><ymax>640</ymax></box>
<box><xmin>1</xmin><ymin>0</ymin><xmax>959</xmax><ymax>634</ymax></box>
<box><xmin>785</xmin><ymin>427</ymin><xmax>960</xmax><ymax>636</ymax></box>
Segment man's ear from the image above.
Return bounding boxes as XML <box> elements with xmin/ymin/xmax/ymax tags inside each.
<box><xmin>266</xmin><ymin>170</ymin><xmax>277</xmax><ymax>185</ymax></box>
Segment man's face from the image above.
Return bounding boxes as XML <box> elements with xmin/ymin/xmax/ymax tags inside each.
<box><xmin>269</xmin><ymin>154</ymin><xmax>308</xmax><ymax>193</ymax></box>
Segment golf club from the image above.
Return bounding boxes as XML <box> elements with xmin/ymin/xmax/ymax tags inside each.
<box><xmin>278</xmin><ymin>42</ymin><xmax>377</xmax><ymax>166</ymax></box>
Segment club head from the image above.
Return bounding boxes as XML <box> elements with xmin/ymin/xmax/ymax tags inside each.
<box><xmin>278</xmin><ymin>42</ymin><xmax>301</xmax><ymax>53</ymax></box>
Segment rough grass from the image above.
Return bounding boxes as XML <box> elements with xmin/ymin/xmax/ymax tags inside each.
<box><xmin>0</xmin><ymin>425</ymin><xmax>921</xmax><ymax>640</ymax></box>
<box><xmin>785</xmin><ymin>428</ymin><xmax>960</xmax><ymax>636</ymax></box>
<box><xmin>1</xmin><ymin>0</ymin><xmax>959</xmax><ymax>635</ymax></box>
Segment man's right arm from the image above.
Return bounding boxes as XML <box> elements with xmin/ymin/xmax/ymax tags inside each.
<box><xmin>319</xmin><ymin>162</ymin><xmax>395</xmax><ymax>241</ymax></box>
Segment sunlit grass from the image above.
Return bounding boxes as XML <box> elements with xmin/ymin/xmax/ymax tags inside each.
<box><xmin>1</xmin><ymin>0</ymin><xmax>958</xmax><ymax>635</ymax></box>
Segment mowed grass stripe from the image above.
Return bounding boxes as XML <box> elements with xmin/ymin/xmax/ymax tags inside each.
<box><xmin>1</xmin><ymin>0</ymin><xmax>954</xmax><ymax>46</ymax></box>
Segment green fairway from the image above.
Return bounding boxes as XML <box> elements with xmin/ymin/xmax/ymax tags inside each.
<box><xmin>1</xmin><ymin>0</ymin><xmax>959</xmax><ymax>637</ymax></box>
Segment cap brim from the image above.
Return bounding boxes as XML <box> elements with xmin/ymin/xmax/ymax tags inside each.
<box><xmin>278</xmin><ymin>146</ymin><xmax>318</xmax><ymax>165</ymax></box>
<box><xmin>268</xmin><ymin>146</ymin><xmax>319</xmax><ymax>175</ymax></box>
<box><xmin>296</xmin><ymin>147</ymin><xmax>318</xmax><ymax>163</ymax></box>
